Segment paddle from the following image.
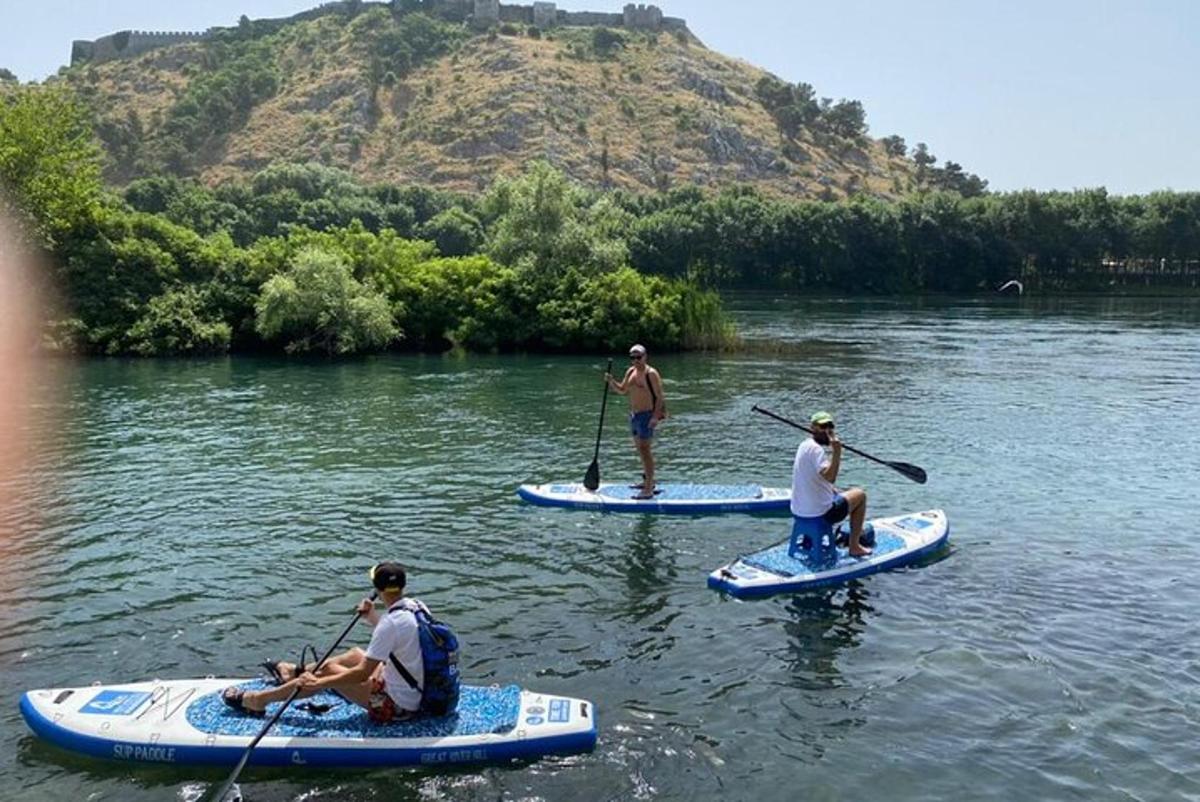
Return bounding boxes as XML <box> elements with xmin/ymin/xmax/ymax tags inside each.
<box><xmin>583</xmin><ymin>358</ymin><xmax>614</xmax><ymax>491</ymax></box>
<box><xmin>206</xmin><ymin>592</ymin><xmax>379</xmax><ymax>802</ymax></box>
<box><xmin>751</xmin><ymin>405</ymin><xmax>928</xmax><ymax>484</ymax></box>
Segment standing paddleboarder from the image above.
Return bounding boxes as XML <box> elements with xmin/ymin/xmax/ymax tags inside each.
<box><xmin>604</xmin><ymin>344</ymin><xmax>667</xmax><ymax>499</ymax></box>
<box><xmin>792</xmin><ymin>411</ymin><xmax>872</xmax><ymax>557</ymax></box>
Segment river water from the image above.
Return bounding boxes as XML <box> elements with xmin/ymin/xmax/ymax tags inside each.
<box><xmin>1</xmin><ymin>296</ymin><xmax>1198</xmax><ymax>801</ymax></box>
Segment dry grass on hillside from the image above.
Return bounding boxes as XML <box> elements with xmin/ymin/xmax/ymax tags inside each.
<box><xmin>78</xmin><ymin>17</ymin><xmax>917</xmax><ymax>200</ymax></box>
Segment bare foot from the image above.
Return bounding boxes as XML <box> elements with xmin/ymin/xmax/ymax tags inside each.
<box><xmin>222</xmin><ymin>686</ymin><xmax>267</xmax><ymax>717</ymax></box>
<box><xmin>849</xmin><ymin>546</ymin><xmax>873</xmax><ymax>558</ymax></box>
<box><xmin>277</xmin><ymin>662</ymin><xmax>300</xmax><ymax>682</ymax></box>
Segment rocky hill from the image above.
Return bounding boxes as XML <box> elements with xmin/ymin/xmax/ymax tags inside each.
<box><xmin>62</xmin><ymin>1</ymin><xmax>921</xmax><ymax>200</ymax></box>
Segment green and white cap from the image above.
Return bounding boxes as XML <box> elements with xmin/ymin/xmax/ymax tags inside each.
<box><xmin>810</xmin><ymin>411</ymin><xmax>835</xmax><ymax>426</ymax></box>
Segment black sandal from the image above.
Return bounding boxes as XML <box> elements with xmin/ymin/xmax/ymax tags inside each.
<box><xmin>260</xmin><ymin>660</ymin><xmax>286</xmax><ymax>686</ymax></box>
<box><xmin>222</xmin><ymin>686</ymin><xmax>265</xmax><ymax>718</ymax></box>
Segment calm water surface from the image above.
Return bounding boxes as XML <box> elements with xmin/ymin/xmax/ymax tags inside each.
<box><xmin>1</xmin><ymin>297</ymin><xmax>1198</xmax><ymax>801</ymax></box>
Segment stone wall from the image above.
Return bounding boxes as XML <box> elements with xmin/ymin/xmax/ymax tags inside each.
<box><xmin>560</xmin><ymin>10</ymin><xmax>623</xmax><ymax>27</ymax></box>
<box><xmin>69</xmin><ymin>1</ymin><xmax>688</xmax><ymax>66</ymax></box>
<box><xmin>498</xmin><ymin>3</ymin><xmax>533</xmax><ymax>24</ymax></box>
<box><xmin>72</xmin><ymin>29</ymin><xmax>208</xmax><ymax>65</ymax></box>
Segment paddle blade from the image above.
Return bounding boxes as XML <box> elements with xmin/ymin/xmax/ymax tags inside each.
<box><xmin>887</xmin><ymin>461</ymin><xmax>927</xmax><ymax>484</ymax></box>
<box><xmin>583</xmin><ymin>459</ymin><xmax>600</xmax><ymax>491</ymax></box>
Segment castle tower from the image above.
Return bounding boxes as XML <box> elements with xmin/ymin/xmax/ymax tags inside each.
<box><xmin>473</xmin><ymin>0</ymin><xmax>499</xmax><ymax>28</ymax></box>
<box><xmin>533</xmin><ymin>1</ymin><xmax>557</xmax><ymax>28</ymax></box>
<box><xmin>623</xmin><ymin>3</ymin><xmax>663</xmax><ymax>30</ymax></box>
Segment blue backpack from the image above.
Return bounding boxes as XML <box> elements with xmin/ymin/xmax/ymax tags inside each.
<box><xmin>387</xmin><ymin>604</ymin><xmax>461</xmax><ymax>717</ymax></box>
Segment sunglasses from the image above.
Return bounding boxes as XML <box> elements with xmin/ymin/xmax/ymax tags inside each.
<box><xmin>629</xmin><ymin>354</ymin><xmax>644</xmax><ymax>360</ymax></box>
<box><xmin>817</xmin><ymin>423</ymin><xmax>835</xmax><ymax>431</ymax></box>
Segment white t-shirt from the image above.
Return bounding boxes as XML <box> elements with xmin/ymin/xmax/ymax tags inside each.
<box><xmin>364</xmin><ymin>599</ymin><xmax>427</xmax><ymax>711</ymax></box>
<box><xmin>791</xmin><ymin>438</ymin><xmax>837</xmax><ymax>517</ymax></box>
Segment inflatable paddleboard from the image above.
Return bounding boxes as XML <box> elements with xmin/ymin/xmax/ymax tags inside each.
<box><xmin>20</xmin><ymin>678</ymin><xmax>596</xmax><ymax>768</ymax></box>
<box><xmin>707</xmin><ymin>509</ymin><xmax>949</xmax><ymax>598</ymax></box>
<box><xmin>517</xmin><ymin>482</ymin><xmax>790</xmax><ymax>514</ymax></box>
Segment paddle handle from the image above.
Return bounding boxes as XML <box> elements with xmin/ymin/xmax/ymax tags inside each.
<box><xmin>592</xmin><ymin>359</ymin><xmax>613</xmax><ymax>461</ymax></box>
<box><xmin>207</xmin><ymin>592</ymin><xmax>379</xmax><ymax>802</ymax></box>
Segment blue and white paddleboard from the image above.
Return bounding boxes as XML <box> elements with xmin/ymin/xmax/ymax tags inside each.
<box><xmin>707</xmin><ymin>509</ymin><xmax>950</xmax><ymax>598</ymax></box>
<box><xmin>517</xmin><ymin>482</ymin><xmax>791</xmax><ymax>514</ymax></box>
<box><xmin>20</xmin><ymin>678</ymin><xmax>596</xmax><ymax>768</ymax></box>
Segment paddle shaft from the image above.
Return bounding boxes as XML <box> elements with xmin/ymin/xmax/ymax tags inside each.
<box><xmin>751</xmin><ymin>405</ymin><xmax>926</xmax><ymax>484</ymax></box>
<box><xmin>592</xmin><ymin>359</ymin><xmax>614</xmax><ymax>462</ymax></box>
<box><xmin>207</xmin><ymin>592</ymin><xmax>379</xmax><ymax>802</ymax></box>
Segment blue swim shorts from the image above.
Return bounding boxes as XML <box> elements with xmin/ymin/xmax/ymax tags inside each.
<box><xmin>822</xmin><ymin>493</ymin><xmax>849</xmax><ymax>525</ymax></box>
<box><xmin>630</xmin><ymin>410</ymin><xmax>655</xmax><ymax>440</ymax></box>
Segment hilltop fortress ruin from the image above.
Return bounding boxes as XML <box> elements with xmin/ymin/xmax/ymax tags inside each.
<box><xmin>71</xmin><ymin>0</ymin><xmax>687</xmax><ymax>66</ymax></box>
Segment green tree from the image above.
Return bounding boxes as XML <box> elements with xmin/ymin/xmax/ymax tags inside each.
<box><xmin>592</xmin><ymin>27</ymin><xmax>626</xmax><ymax>57</ymax></box>
<box><xmin>417</xmin><ymin>207</ymin><xmax>485</xmax><ymax>256</ymax></box>
<box><xmin>882</xmin><ymin>135</ymin><xmax>907</xmax><ymax>157</ymax></box>
<box><xmin>0</xmin><ymin>84</ymin><xmax>103</xmax><ymax>249</ymax></box>
<box><xmin>484</xmin><ymin>162</ymin><xmax>612</xmax><ymax>275</ymax></box>
<box><xmin>912</xmin><ymin>142</ymin><xmax>936</xmax><ymax>183</ymax></box>
<box><xmin>823</xmin><ymin>99</ymin><xmax>867</xmax><ymax>139</ymax></box>
<box><xmin>126</xmin><ymin>286</ymin><xmax>232</xmax><ymax>355</ymax></box>
<box><xmin>255</xmin><ymin>247</ymin><xmax>398</xmax><ymax>353</ymax></box>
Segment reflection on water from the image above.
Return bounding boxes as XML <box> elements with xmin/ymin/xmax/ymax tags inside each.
<box><xmin>780</xmin><ymin>585</ymin><xmax>873</xmax><ymax>691</ymax></box>
<box><xmin>2</xmin><ymin>297</ymin><xmax>1200</xmax><ymax>801</ymax></box>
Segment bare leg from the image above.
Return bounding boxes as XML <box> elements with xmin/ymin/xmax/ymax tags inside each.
<box><xmin>634</xmin><ymin>437</ymin><xmax>655</xmax><ymax>497</ymax></box>
<box><xmin>278</xmin><ymin>648</ymin><xmax>366</xmax><ymax>682</ymax></box>
<box><xmin>239</xmin><ymin>661</ymin><xmax>378</xmax><ymax>713</ymax></box>
<box><xmin>842</xmin><ymin>487</ymin><xmax>870</xmax><ymax>556</ymax></box>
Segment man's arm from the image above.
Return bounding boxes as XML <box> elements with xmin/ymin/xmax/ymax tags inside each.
<box><xmin>819</xmin><ymin>437</ymin><xmax>842</xmax><ymax>483</ymax></box>
<box><xmin>606</xmin><ymin>367</ymin><xmax>634</xmax><ymax>394</ymax></box>
<box><xmin>649</xmin><ymin>369</ymin><xmax>667</xmax><ymax>420</ymax></box>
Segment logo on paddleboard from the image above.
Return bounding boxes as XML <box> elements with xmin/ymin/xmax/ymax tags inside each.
<box><xmin>81</xmin><ymin>690</ymin><xmax>152</xmax><ymax>716</ymax></box>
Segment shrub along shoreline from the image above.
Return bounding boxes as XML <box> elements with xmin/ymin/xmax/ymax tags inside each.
<box><xmin>4</xmin><ymin>87</ymin><xmax>732</xmax><ymax>356</ymax></box>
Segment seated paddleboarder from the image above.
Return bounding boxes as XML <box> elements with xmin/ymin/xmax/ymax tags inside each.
<box><xmin>792</xmin><ymin>411</ymin><xmax>872</xmax><ymax>557</ymax></box>
<box><xmin>221</xmin><ymin>562</ymin><xmax>426</xmax><ymax>723</ymax></box>
<box><xmin>604</xmin><ymin>343</ymin><xmax>667</xmax><ymax>499</ymax></box>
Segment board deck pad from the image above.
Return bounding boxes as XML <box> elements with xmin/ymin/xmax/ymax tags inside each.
<box><xmin>187</xmin><ymin>680</ymin><xmax>520</xmax><ymax>739</ymax></box>
<box><xmin>518</xmin><ymin>482</ymin><xmax>791</xmax><ymax>514</ymax></box>
<box><xmin>587</xmin><ymin>483</ymin><xmax>761</xmax><ymax>500</ymax></box>
<box><xmin>741</xmin><ymin>530</ymin><xmax>907</xmax><ymax>577</ymax></box>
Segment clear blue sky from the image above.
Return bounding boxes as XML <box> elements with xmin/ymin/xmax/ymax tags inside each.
<box><xmin>3</xmin><ymin>0</ymin><xmax>1197</xmax><ymax>194</ymax></box>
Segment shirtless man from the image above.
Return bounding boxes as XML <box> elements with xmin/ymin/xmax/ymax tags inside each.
<box><xmin>604</xmin><ymin>344</ymin><xmax>667</xmax><ymax>499</ymax></box>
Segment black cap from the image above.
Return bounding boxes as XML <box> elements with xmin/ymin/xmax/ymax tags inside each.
<box><xmin>369</xmin><ymin>562</ymin><xmax>407</xmax><ymax>592</ymax></box>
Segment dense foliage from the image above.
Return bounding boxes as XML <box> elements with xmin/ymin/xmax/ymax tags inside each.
<box><xmin>2</xmin><ymin>86</ymin><xmax>731</xmax><ymax>356</ymax></box>
<box><xmin>617</xmin><ymin>185</ymin><xmax>1200</xmax><ymax>292</ymax></box>
<box><xmin>0</xmin><ymin>84</ymin><xmax>103</xmax><ymax>249</ymax></box>
<box><xmin>4</xmin><ymin>85</ymin><xmax>1198</xmax><ymax>357</ymax></box>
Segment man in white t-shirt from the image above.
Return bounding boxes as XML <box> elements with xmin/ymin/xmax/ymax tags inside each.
<box><xmin>791</xmin><ymin>411</ymin><xmax>871</xmax><ymax>557</ymax></box>
<box><xmin>221</xmin><ymin>562</ymin><xmax>424</xmax><ymax>722</ymax></box>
